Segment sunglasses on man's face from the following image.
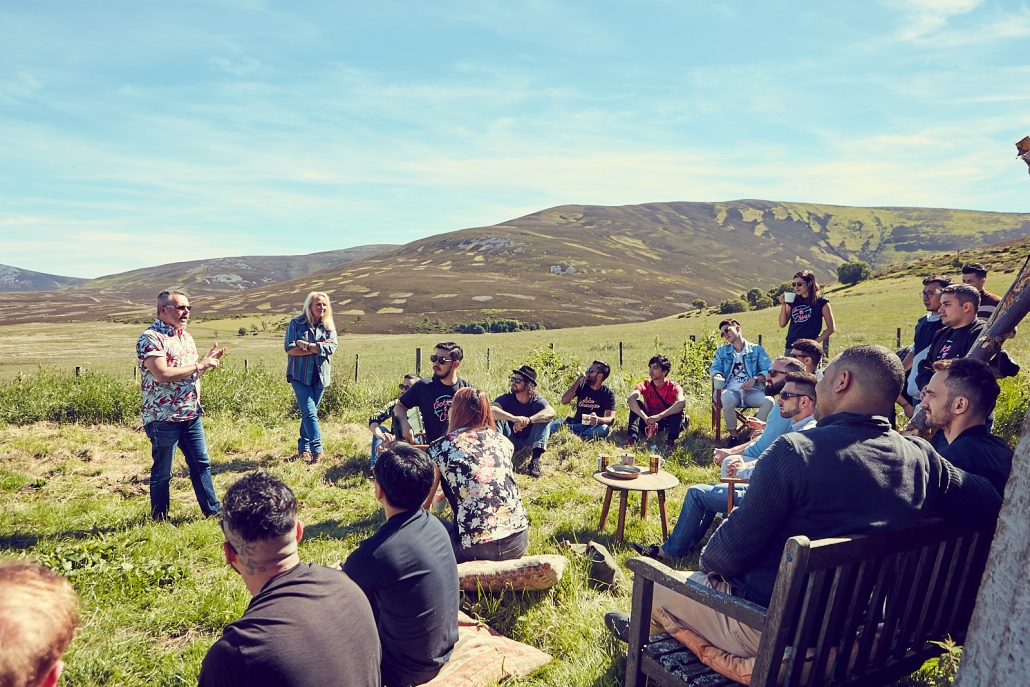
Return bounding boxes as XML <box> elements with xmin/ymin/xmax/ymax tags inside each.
<box><xmin>511</xmin><ymin>377</ymin><xmax>525</xmax><ymax>384</ymax></box>
<box><xmin>767</xmin><ymin>369</ymin><xmax>787</xmax><ymax>377</ymax></box>
<box><xmin>165</xmin><ymin>304</ymin><xmax>191</xmax><ymax>312</ymax></box>
<box><xmin>429</xmin><ymin>355</ymin><xmax>452</xmax><ymax>363</ymax></box>
<box><xmin>399</xmin><ymin>383</ymin><xmax>413</xmax><ymax>390</ymax></box>
<box><xmin>779</xmin><ymin>391</ymin><xmax>812</xmax><ymax>401</ymax></box>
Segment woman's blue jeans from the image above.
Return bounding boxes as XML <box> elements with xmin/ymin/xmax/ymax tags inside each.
<box><xmin>145</xmin><ymin>417</ymin><xmax>221</xmax><ymax>520</ymax></box>
<box><xmin>290</xmin><ymin>380</ymin><xmax>326</xmax><ymax>454</ymax></box>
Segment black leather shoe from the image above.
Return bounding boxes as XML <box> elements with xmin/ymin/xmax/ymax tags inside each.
<box><xmin>629</xmin><ymin>541</ymin><xmax>662</xmax><ymax>560</ymax></box>
<box><xmin>605</xmin><ymin>611</ymin><xmax>631</xmax><ymax>643</ymax></box>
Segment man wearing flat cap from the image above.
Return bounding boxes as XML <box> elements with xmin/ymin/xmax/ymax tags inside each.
<box><xmin>491</xmin><ymin>365</ymin><xmax>556</xmax><ymax>478</ymax></box>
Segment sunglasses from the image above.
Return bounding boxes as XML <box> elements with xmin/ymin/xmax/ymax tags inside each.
<box><xmin>767</xmin><ymin>369</ymin><xmax>787</xmax><ymax>377</ymax></box>
<box><xmin>164</xmin><ymin>304</ymin><xmax>191</xmax><ymax>312</ymax></box>
<box><xmin>429</xmin><ymin>355</ymin><xmax>452</xmax><ymax>363</ymax></box>
<box><xmin>792</xmin><ymin>281</ymin><xmax>807</xmax><ymax>287</ymax></box>
<box><xmin>779</xmin><ymin>391</ymin><xmax>812</xmax><ymax>400</ymax></box>
<box><xmin>511</xmin><ymin>377</ymin><xmax>525</xmax><ymax>384</ymax></box>
<box><xmin>719</xmin><ymin>328</ymin><xmax>735</xmax><ymax>337</ymax></box>
<box><xmin>399</xmin><ymin>383</ymin><xmax>413</xmax><ymax>390</ymax></box>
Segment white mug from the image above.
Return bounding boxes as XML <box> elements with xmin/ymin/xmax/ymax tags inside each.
<box><xmin>784</xmin><ymin>292</ymin><xmax>796</xmax><ymax>303</ymax></box>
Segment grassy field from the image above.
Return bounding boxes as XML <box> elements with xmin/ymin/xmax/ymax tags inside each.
<box><xmin>2</xmin><ymin>272</ymin><xmax>1027</xmax><ymax>685</ymax></box>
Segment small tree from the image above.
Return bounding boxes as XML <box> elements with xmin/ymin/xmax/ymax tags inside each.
<box><xmin>719</xmin><ymin>298</ymin><xmax>749</xmax><ymax>314</ymax></box>
<box><xmin>746</xmin><ymin>288</ymin><xmax>765</xmax><ymax>308</ymax></box>
<box><xmin>838</xmin><ymin>260</ymin><xmax>872</xmax><ymax>286</ymax></box>
<box><xmin>237</xmin><ymin>327</ymin><xmax>247</xmax><ymax>337</ymax></box>
<box><xmin>692</xmin><ymin>298</ymin><xmax>708</xmax><ymax>309</ymax></box>
<box><xmin>753</xmin><ymin>295</ymin><xmax>775</xmax><ymax>310</ymax></box>
<box><xmin>768</xmin><ymin>282</ymin><xmax>794</xmax><ymax>301</ymax></box>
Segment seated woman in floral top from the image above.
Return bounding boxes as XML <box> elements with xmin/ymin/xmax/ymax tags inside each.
<box><xmin>425</xmin><ymin>387</ymin><xmax>530</xmax><ymax>563</ymax></box>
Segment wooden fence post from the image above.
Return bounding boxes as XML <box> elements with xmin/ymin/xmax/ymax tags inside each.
<box><xmin>416</xmin><ymin>348</ymin><xmax>422</xmax><ymax>375</ymax></box>
<box><xmin>75</xmin><ymin>367</ymin><xmax>81</xmax><ymax>377</ymax></box>
<box><xmin>487</xmin><ymin>347</ymin><xmax>491</xmax><ymax>371</ymax></box>
<box><xmin>619</xmin><ymin>342</ymin><xmax>623</xmax><ymax>369</ymax></box>
<box><xmin>244</xmin><ymin>359</ymin><xmax>249</xmax><ymax>373</ymax></box>
<box><xmin>133</xmin><ymin>366</ymin><xmax>137</xmax><ymax>381</ymax></box>
<box><xmin>896</xmin><ymin>327</ymin><xmax>902</xmax><ymax>349</ymax></box>
<box><xmin>758</xmin><ymin>334</ymin><xmax>763</xmax><ymax>346</ymax></box>
<box><xmin>354</xmin><ymin>354</ymin><xmax>359</xmax><ymax>382</ymax></box>
<box><xmin>549</xmin><ymin>342</ymin><xmax>554</xmax><ymax>350</ymax></box>
<box><xmin>689</xmin><ymin>335</ymin><xmax>696</xmax><ymax>343</ymax></box>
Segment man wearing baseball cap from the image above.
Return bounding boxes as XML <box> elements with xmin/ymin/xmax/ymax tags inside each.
<box><xmin>491</xmin><ymin>365</ymin><xmax>556</xmax><ymax>478</ymax></box>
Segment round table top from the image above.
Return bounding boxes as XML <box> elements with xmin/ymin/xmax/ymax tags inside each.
<box><xmin>591</xmin><ymin>469</ymin><xmax>680</xmax><ymax>491</ymax></box>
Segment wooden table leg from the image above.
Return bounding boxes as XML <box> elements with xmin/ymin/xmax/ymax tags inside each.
<box><xmin>727</xmin><ymin>486</ymin><xmax>734</xmax><ymax>515</ymax></box>
<box><xmin>599</xmin><ymin>487</ymin><xmax>614</xmax><ymax>531</ymax></box>
<box><xmin>616</xmin><ymin>490</ymin><xmax>629</xmax><ymax>542</ymax></box>
<box><xmin>658</xmin><ymin>490</ymin><xmax>670</xmax><ymax>540</ymax></box>
<box><xmin>641</xmin><ymin>490</ymin><xmax>649</xmax><ymax>519</ymax></box>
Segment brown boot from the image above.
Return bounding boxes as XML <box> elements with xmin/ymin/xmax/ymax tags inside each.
<box><xmin>309</xmin><ymin>452</ymin><xmax>323</xmax><ymax>464</ymax></box>
<box><xmin>292</xmin><ymin>450</ymin><xmax>312</xmax><ymax>462</ymax></box>
<box><xmin>528</xmin><ymin>455</ymin><xmax>542</xmax><ymax>478</ymax></box>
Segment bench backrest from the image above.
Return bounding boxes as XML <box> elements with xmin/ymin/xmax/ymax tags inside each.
<box><xmin>752</xmin><ymin>519</ymin><xmax>991</xmax><ymax>686</ymax></box>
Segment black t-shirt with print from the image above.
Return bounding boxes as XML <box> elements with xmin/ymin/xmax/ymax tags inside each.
<box><xmin>571</xmin><ymin>384</ymin><xmax>616</xmax><ymax>423</ymax></box>
<box><xmin>398</xmin><ymin>377</ymin><xmax>473</xmax><ymax>443</ymax></box>
<box><xmin>492</xmin><ymin>393</ymin><xmax>551</xmax><ymax>439</ymax></box>
<box><xmin>786</xmin><ymin>297</ymin><xmax>829</xmax><ymax>347</ymax></box>
<box><xmin>914</xmin><ymin>320</ymin><xmax>987</xmax><ymax>391</ymax></box>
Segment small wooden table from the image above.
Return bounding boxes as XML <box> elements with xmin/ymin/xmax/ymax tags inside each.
<box><xmin>592</xmin><ymin>469</ymin><xmax>680</xmax><ymax>543</ymax></box>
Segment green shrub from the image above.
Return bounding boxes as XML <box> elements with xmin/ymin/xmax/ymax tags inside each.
<box><xmin>675</xmin><ymin>332</ymin><xmax>719</xmax><ymax>399</ymax></box>
<box><xmin>451</xmin><ymin>318</ymin><xmax>543</xmax><ymax>334</ymax></box>
<box><xmin>993</xmin><ymin>376</ymin><xmax>1028</xmax><ymax>447</ymax></box>
<box><xmin>0</xmin><ymin>367</ymin><xmax>140</xmax><ymax>425</ymax></box>
<box><xmin>719</xmin><ymin>298</ymin><xmax>749</xmax><ymax>314</ymax></box>
<box><xmin>838</xmin><ymin>260</ymin><xmax>873</xmax><ymax>286</ymax></box>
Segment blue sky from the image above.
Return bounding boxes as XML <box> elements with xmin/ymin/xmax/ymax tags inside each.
<box><xmin>2</xmin><ymin>0</ymin><xmax>1029</xmax><ymax>278</ymax></box>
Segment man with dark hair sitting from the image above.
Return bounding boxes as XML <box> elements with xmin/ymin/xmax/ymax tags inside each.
<box><xmin>920</xmin><ymin>358</ymin><xmax>1013</xmax><ymax>496</ymax></box>
<box><xmin>607</xmin><ymin>345</ymin><xmax>1002</xmax><ymax>659</ymax></box>
<box><xmin>627</xmin><ymin>354</ymin><xmax>687</xmax><ymax>450</ymax></box>
<box><xmin>549</xmin><ymin>359</ymin><xmax>617</xmax><ymax>440</ymax></box>
<box><xmin>0</xmin><ymin>560</ymin><xmax>79</xmax><ymax>687</ymax></box>
<box><xmin>962</xmin><ymin>262</ymin><xmax>1002</xmax><ymax>320</ymax></box>
<box><xmin>492</xmin><ymin>365</ymin><xmax>557</xmax><ymax>478</ymax></box>
<box><xmin>914</xmin><ymin>284</ymin><xmax>984</xmax><ymax>392</ymax></box>
<box><xmin>788</xmin><ymin>338</ymin><xmax>822</xmax><ymax>376</ymax></box>
<box><xmin>343</xmin><ymin>443</ymin><xmax>459</xmax><ymax>687</ymax></box>
<box><xmin>200</xmin><ymin>472</ymin><xmax>381</xmax><ymax>687</ymax></box>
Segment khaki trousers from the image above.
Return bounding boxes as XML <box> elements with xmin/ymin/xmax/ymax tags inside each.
<box><xmin>650</xmin><ymin>571</ymin><xmax>763</xmax><ymax>658</ymax></box>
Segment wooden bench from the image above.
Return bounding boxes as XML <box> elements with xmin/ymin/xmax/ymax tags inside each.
<box><xmin>624</xmin><ymin>518</ymin><xmax>992</xmax><ymax>686</ymax></box>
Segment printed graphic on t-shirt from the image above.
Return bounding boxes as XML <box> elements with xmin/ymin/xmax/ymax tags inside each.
<box><xmin>937</xmin><ymin>341</ymin><xmax>954</xmax><ymax>360</ymax></box>
<box><xmin>433</xmin><ymin>395</ymin><xmax>453</xmax><ymax>423</ymax></box>
<box><xmin>791</xmin><ymin>304</ymin><xmax>813</xmax><ymax>324</ymax></box>
<box><xmin>729</xmin><ymin>361</ymin><xmax>748</xmax><ymax>385</ymax></box>
<box><xmin>578</xmin><ymin>395</ymin><xmax>601</xmax><ymax>412</ymax></box>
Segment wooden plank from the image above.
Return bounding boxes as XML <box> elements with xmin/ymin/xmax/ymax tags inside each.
<box><xmin>833</xmin><ymin>558</ymin><xmax>880</xmax><ymax>683</ymax></box>
<box><xmin>784</xmin><ymin>570</ymin><xmax>830</xmax><ymax>687</ymax></box>
<box><xmin>811</xmin><ymin>562</ymin><xmax>858</xmax><ymax>684</ymax></box>
<box><xmin>750</xmin><ymin>537</ymin><xmax>810</xmax><ymax>686</ymax></box>
<box><xmin>850</xmin><ymin>551</ymin><xmax>894</xmax><ymax>675</ymax></box>
<box><xmin>893</xmin><ymin>544</ymin><xmax>938</xmax><ymax>661</ymax></box>
<box><xmin>625</xmin><ymin>571</ymin><xmax>655</xmax><ymax>687</ymax></box>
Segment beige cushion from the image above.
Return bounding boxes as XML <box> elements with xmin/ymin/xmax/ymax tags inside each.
<box><xmin>417</xmin><ymin>612</ymin><xmax>552</xmax><ymax>686</ymax></box>
<box><xmin>456</xmin><ymin>555</ymin><xmax>568</xmax><ymax>592</ymax></box>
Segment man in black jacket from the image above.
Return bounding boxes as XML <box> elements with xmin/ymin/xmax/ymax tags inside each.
<box><xmin>607</xmin><ymin>345</ymin><xmax>1002</xmax><ymax>659</ymax></box>
<box><xmin>920</xmin><ymin>357</ymin><xmax>1013</xmax><ymax>496</ymax></box>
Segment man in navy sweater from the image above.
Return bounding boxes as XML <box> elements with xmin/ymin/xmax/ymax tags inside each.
<box><xmin>607</xmin><ymin>345</ymin><xmax>1002</xmax><ymax>659</ymax></box>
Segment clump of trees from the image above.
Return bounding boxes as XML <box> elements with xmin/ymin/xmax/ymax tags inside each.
<box><xmin>837</xmin><ymin>260</ymin><xmax>872</xmax><ymax>286</ymax></box>
<box><xmin>451</xmin><ymin>318</ymin><xmax>544</xmax><ymax>334</ymax></box>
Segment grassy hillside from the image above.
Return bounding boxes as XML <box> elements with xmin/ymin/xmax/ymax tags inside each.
<box><xmin>0</xmin><ymin>263</ymin><xmax>86</xmax><ymax>291</ymax></box>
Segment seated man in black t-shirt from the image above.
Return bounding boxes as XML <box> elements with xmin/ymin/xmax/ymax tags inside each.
<box><xmin>492</xmin><ymin>365</ymin><xmax>557</xmax><ymax>478</ymax></box>
<box><xmin>343</xmin><ymin>444</ymin><xmax>460</xmax><ymax>687</ymax></box>
<box><xmin>548</xmin><ymin>360</ymin><xmax>617</xmax><ymax>440</ymax></box>
<box><xmin>393</xmin><ymin>342</ymin><xmax>472</xmax><ymax>444</ymax></box>
<box><xmin>199</xmin><ymin>472</ymin><xmax>381</xmax><ymax>687</ymax></box>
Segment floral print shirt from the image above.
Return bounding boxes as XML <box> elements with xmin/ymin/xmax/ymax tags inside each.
<box><xmin>137</xmin><ymin>319</ymin><xmax>202</xmax><ymax>425</ymax></box>
<box><xmin>428</xmin><ymin>428</ymin><xmax>529</xmax><ymax>549</ymax></box>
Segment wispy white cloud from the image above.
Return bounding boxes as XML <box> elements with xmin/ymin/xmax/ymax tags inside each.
<box><xmin>884</xmin><ymin>0</ymin><xmax>983</xmax><ymax>40</ymax></box>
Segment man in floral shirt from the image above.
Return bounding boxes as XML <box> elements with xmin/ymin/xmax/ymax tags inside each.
<box><xmin>137</xmin><ymin>290</ymin><xmax>225</xmax><ymax>521</ymax></box>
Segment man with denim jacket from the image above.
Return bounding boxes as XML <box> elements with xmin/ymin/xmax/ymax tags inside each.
<box><xmin>709</xmin><ymin>319</ymin><xmax>774</xmax><ymax>446</ymax></box>
<box><xmin>136</xmin><ymin>290</ymin><xmax>224</xmax><ymax>521</ymax></box>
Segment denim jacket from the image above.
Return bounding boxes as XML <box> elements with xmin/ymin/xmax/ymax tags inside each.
<box><xmin>709</xmin><ymin>339</ymin><xmax>772</xmax><ymax>380</ymax></box>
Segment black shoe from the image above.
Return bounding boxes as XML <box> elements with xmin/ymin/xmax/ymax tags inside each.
<box><xmin>724</xmin><ymin>435</ymin><xmax>742</xmax><ymax>448</ymax></box>
<box><xmin>605</xmin><ymin>611</ymin><xmax>631</xmax><ymax>643</ymax></box>
<box><xmin>528</xmin><ymin>456</ymin><xmax>542</xmax><ymax>478</ymax></box>
<box><xmin>629</xmin><ymin>541</ymin><xmax>662</xmax><ymax>560</ymax></box>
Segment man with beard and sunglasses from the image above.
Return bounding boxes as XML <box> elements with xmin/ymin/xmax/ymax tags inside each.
<box><xmin>549</xmin><ymin>360</ymin><xmax>617</xmax><ymax>440</ymax></box>
<box><xmin>628</xmin><ymin>370</ymin><xmax>817</xmax><ymax>563</ymax></box>
<box><xmin>136</xmin><ymin>290</ymin><xmax>225</xmax><ymax>521</ymax></box>
<box><xmin>393</xmin><ymin>342</ymin><xmax>472</xmax><ymax>445</ymax></box>
<box><xmin>491</xmin><ymin>365</ymin><xmax>556</xmax><ymax>478</ymax></box>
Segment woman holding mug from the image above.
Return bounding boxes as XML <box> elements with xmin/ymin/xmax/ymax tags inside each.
<box><xmin>426</xmin><ymin>387</ymin><xmax>530</xmax><ymax>562</ymax></box>
<box><xmin>778</xmin><ymin>270</ymin><xmax>835</xmax><ymax>354</ymax></box>
<box><xmin>284</xmin><ymin>291</ymin><xmax>337</xmax><ymax>463</ymax></box>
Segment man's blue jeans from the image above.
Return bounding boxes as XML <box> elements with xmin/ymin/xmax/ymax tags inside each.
<box><xmin>290</xmin><ymin>380</ymin><xmax>325</xmax><ymax>455</ymax></box>
<box><xmin>496</xmin><ymin>420</ymin><xmax>552</xmax><ymax>452</ymax></box>
<box><xmin>547</xmin><ymin>419</ymin><xmax>611</xmax><ymax>440</ymax></box>
<box><xmin>145</xmin><ymin>417</ymin><xmax>221</xmax><ymax>520</ymax></box>
<box><xmin>663</xmin><ymin>483</ymin><xmax>748</xmax><ymax>557</ymax></box>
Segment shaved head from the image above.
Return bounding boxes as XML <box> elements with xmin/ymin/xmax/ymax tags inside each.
<box><xmin>816</xmin><ymin>345</ymin><xmax>904</xmax><ymax>419</ymax></box>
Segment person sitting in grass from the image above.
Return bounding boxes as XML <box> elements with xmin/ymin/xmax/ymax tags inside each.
<box><xmin>200</xmin><ymin>472</ymin><xmax>381</xmax><ymax>687</ymax></box>
<box><xmin>427</xmin><ymin>387</ymin><xmax>530</xmax><ymax>562</ymax></box>
<box><xmin>0</xmin><ymin>560</ymin><xmax>79</xmax><ymax>687</ymax></box>
<box><xmin>627</xmin><ymin>355</ymin><xmax>687</xmax><ymax>451</ymax></box>
<box><xmin>368</xmin><ymin>373</ymin><xmax>423</xmax><ymax>464</ymax></box>
<box><xmin>548</xmin><ymin>360</ymin><xmax>617</xmax><ymax>440</ymax></box>
<box><xmin>710</xmin><ymin>319</ymin><xmax>774</xmax><ymax>447</ymax></box>
<box><xmin>343</xmin><ymin>444</ymin><xmax>460</xmax><ymax>687</ymax></box>
<box><xmin>491</xmin><ymin>365</ymin><xmax>557</xmax><ymax>478</ymax></box>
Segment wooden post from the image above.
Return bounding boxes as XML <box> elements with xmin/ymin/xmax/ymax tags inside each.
<box><xmin>487</xmin><ymin>347</ymin><xmax>490</xmax><ymax>371</ymax></box>
<box><xmin>415</xmin><ymin>348</ymin><xmax>422</xmax><ymax>375</ymax></box>
<box><xmin>354</xmin><ymin>354</ymin><xmax>359</xmax><ymax>382</ymax></box>
<box><xmin>619</xmin><ymin>342</ymin><xmax>624</xmax><ymax>369</ymax></box>
<box><xmin>896</xmin><ymin>327</ymin><xmax>902</xmax><ymax>349</ymax></box>
<box><xmin>549</xmin><ymin>342</ymin><xmax>554</xmax><ymax>350</ymax></box>
<box><xmin>758</xmin><ymin>334</ymin><xmax>762</xmax><ymax>346</ymax></box>
<box><xmin>75</xmin><ymin>366</ymin><xmax>81</xmax><ymax>377</ymax></box>
<box><xmin>689</xmin><ymin>335</ymin><xmax>696</xmax><ymax>343</ymax></box>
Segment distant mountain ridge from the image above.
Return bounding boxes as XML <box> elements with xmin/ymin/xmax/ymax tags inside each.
<box><xmin>0</xmin><ymin>264</ymin><xmax>86</xmax><ymax>292</ymax></box>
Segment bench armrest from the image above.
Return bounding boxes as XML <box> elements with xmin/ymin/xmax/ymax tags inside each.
<box><xmin>626</xmin><ymin>556</ymin><xmax>768</xmax><ymax>630</ymax></box>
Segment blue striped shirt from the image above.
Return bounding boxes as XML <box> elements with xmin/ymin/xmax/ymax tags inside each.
<box><xmin>284</xmin><ymin>315</ymin><xmax>337</xmax><ymax>387</ymax></box>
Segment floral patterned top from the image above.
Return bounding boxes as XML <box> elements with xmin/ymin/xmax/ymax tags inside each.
<box><xmin>136</xmin><ymin>319</ymin><xmax>202</xmax><ymax>425</ymax></box>
<box><xmin>428</xmin><ymin>428</ymin><xmax>529</xmax><ymax>549</ymax></box>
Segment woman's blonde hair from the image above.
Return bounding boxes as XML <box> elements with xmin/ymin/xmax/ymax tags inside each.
<box><xmin>301</xmin><ymin>292</ymin><xmax>335</xmax><ymax>332</ymax></box>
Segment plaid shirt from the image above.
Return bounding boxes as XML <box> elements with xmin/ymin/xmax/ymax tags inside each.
<box><xmin>137</xmin><ymin>319</ymin><xmax>201</xmax><ymax>425</ymax></box>
<box><xmin>284</xmin><ymin>315</ymin><xmax>337</xmax><ymax>387</ymax></box>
